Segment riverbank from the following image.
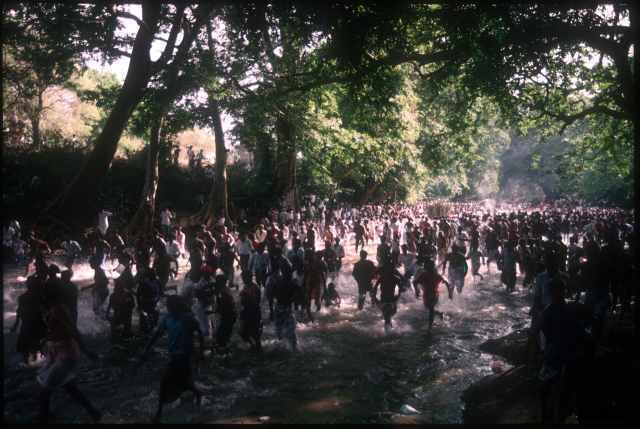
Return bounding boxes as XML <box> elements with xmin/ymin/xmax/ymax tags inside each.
<box><xmin>462</xmin><ymin>306</ymin><xmax>638</xmax><ymax>423</ymax></box>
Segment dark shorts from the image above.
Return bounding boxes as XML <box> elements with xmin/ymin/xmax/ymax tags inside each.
<box><xmin>379</xmin><ymin>301</ymin><xmax>397</xmax><ymax>319</ymax></box>
<box><xmin>216</xmin><ymin>318</ymin><xmax>236</xmax><ymax>346</ymax></box>
<box><xmin>240</xmin><ymin>317</ymin><xmax>262</xmax><ymax>342</ymax></box>
<box><xmin>161</xmin><ymin>356</ymin><xmax>193</xmax><ymax>403</ymax></box>
<box><xmin>357</xmin><ymin>281</ymin><xmax>372</xmax><ymax>296</ymax></box>
<box><xmin>422</xmin><ymin>290</ymin><xmax>438</xmax><ymax>309</ymax></box>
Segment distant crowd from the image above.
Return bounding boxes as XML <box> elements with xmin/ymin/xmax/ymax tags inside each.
<box><xmin>3</xmin><ymin>197</ymin><xmax>636</xmax><ymax>423</ymax></box>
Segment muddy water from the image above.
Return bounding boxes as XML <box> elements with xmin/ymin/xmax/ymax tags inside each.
<box><xmin>3</xmin><ymin>242</ymin><xmax>530</xmax><ymax>424</ymax></box>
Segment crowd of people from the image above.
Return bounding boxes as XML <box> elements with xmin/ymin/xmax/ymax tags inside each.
<box><xmin>3</xmin><ymin>198</ymin><xmax>636</xmax><ymax>423</ymax></box>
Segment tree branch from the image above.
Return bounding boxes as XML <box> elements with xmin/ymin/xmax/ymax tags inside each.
<box><xmin>111</xmin><ymin>48</ymin><xmax>132</xmax><ymax>58</ymax></box>
<box><xmin>116</xmin><ymin>11</ymin><xmax>150</xmax><ymax>32</ymax></box>
<box><xmin>151</xmin><ymin>5</ymin><xmax>186</xmax><ymax>72</ymax></box>
<box><xmin>382</xmin><ymin>49</ymin><xmax>457</xmax><ymax>67</ymax></box>
<box><xmin>547</xmin><ymin>104</ymin><xmax>630</xmax><ymax>134</ymax></box>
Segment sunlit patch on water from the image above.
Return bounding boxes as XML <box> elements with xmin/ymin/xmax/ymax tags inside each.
<box><xmin>302</xmin><ymin>396</ymin><xmax>350</xmax><ymax>413</ymax></box>
<box><xmin>481</xmin><ymin>303</ymin><xmax>508</xmax><ymax>313</ymax></box>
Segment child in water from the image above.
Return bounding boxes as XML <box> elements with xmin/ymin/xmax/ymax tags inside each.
<box><xmin>322</xmin><ymin>282</ymin><xmax>341</xmax><ymax>308</ymax></box>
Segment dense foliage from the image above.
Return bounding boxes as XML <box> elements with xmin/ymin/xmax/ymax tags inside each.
<box><xmin>1</xmin><ymin>1</ymin><xmax>635</xmax><ymax>225</ymax></box>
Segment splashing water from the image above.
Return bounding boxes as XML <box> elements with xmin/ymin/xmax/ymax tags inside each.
<box><xmin>3</xmin><ymin>242</ymin><xmax>530</xmax><ymax>424</ymax></box>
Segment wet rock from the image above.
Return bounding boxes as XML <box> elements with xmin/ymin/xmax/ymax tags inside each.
<box><xmin>462</xmin><ymin>365</ymin><xmax>539</xmax><ymax>423</ymax></box>
<box><xmin>400</xmin><ymin>404</ymin><xmax>419</xmax><ymax>414</ymax></box>
<box><xmin>478</xmin><ymin>329</ymin><xmax>529</xmax><ymax>365</ymax></box>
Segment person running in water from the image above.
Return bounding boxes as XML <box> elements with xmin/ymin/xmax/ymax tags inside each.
<box><xmin>413</xmin><ymin>259</ymin><xmax>450</xmax><ymax>332</ymax></box>
<box><xmin>374</xmin><ymin>258</ymin><xmax>402</xmax><ymax>331</ymax></box>
<box><xmin>153</xmin><ymin>243</ymin><xmax>174</xmax><ymax>295</ymax></box>
<box><xmin>59</xmin><ymin>270</ymin><xmax>79</xmax><ymax>327</ymax></box>
<box><xmin>140</xmin><ymin>295</ymin><xmax>204</xmax><ymax>423</ymax></box>
<box><xmin>60</xmin><ymin>236</ymin><xmax>82</xmax><ymax>271</ymax></box>
<box><xmin>214</xmin><ymin>274</ymin><xmax>237</xmax><ymax>349</ymax></box>
<box><xmin>11</xmin><ymin>275</ymin><xmax>47</xmax><ymax>365</ymax></box>
<box><xmin>193</xmin><ymin>266</ymin><xmax>214</xmax><ymax>341</ymax></box>
<box><xmin>269</xmin><ymin>247</ymin><xmax>297</xmax><ymax>350</ymax></box>
<box><xmin>106</xmin><ymin>276</ymin><xmax>136</xmax><ymax>343</ymax></box>
<box><xmin>90</xmin><ymin>260</ymin><xmax>109</xmax><ymax>316</ymax></box>
<box><xmin>137</xmin><ymin>268</ymin><xmax>161</xmax><ymax>334</ymax></box>
<box><xmin>501</xmin><ymin>240</ymin><xmax>518</xmax><ymax>292</ymax></box>
<box><xmin>25</xmin><ymin>230</ymin><xmax>51</xmax><ymax>277</ymax></box>
<box><xmin>322</xmin><ymin>282</ymin><xmax>342</xmax><ymax>308</ymax></box>
<box><xmin>441</xmin><ymin>243</ymin><xmax>468</xmax><ymax>299</ymax></box>
<box><xmin>249</xmin><ymin>244</ymin><xmax>269</xmax><ymax>289</ymax></box>
<box><xmin>239</xmin><ymin>280</ymin><xmax>262</xmax><ymax>352</ymax></box>
<box><xmin>353</xmin><ymin>220</ymin><xmax>365</xmax><ymax>253</ymax></box>
<box><xmin>352</xmin><ymin>250</ymin><xmax>377</xmax><ymax>310</ymax></box>
<box><xmin>37</xmin><ymin>285</ymin><xmax>101</xmax><ymax>423</ymax></box>
<box><xmin>467</xmin><ymin>230</ymin><xmax>484</xmax><ymax>282</ymax></box>
<box><xmin>399</xmin><ymin>244</ymin><xmax>419</xmax><ymax>297</ymax></box>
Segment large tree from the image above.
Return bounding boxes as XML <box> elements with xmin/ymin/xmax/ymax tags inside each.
<box><xmin>125</xmin><ymin>4</ymin><xmax>216</xmax><ymax>237</ymax></box>
<box><xmin>44</xmin><ymin>3</ymin><xmax>217</xmax><ymax>227</ymax></box>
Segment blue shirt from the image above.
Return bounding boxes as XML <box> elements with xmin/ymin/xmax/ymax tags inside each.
<box><xmin>160</xmin><ymin>313</ymin><xmax>198</xmax><ymax>358</ymax></box>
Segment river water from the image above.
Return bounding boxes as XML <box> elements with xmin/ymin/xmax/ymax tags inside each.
<box><xmin>3</xmin><ymin>241</ymin><xmax>531</xmax><ymax>424</ymax></box>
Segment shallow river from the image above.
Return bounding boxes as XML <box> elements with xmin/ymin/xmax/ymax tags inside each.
<box><xmin>3</xmin><ymin>241</ymin><xmax>531</xmax><ymax>424</ymax></box>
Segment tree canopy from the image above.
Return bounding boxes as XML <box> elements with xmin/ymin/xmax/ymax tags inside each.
<box><xmin>2</xmin><ymin>1</ymin><xmax>636</xmax><ymax>227</ymax></box>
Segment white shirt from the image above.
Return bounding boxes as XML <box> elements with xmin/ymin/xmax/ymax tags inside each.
<box><xmin>10</xmin><ymin>219</ymin><xmax>21</xmax><ymax>232</ymax></box>
<box><xmin>62</xmin><ymin>240</ymin><xmax>82</xmax><ymax>254</ymax></box>
<box><xmin>255</xmin><ymin>229</ymin><xmax>267</xmax><ymax>243</ymax></box>
<box><xmin>160</xmin><ymin>209</ymin><xmax>173</xmax><ymax>226</ymax></box>
<box><xmin>98</xmin><ymin>210</ymin><xmax>112</xmax><ymax>234</ymax></box>
<box><xmin>176</xmin><ymin>230</ymin><xmax>186</xmax><ymax>252</ymax></box>
<box><xmin>167</xmin><ymin>240</ymin><xmax>181</xmax><ymax>258</ymax></box>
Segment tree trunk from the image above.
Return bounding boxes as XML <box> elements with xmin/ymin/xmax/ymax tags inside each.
<box><xmin>633</xmin><ymin>114</ymin><xmax>639</xmax><ymax>340</ymax></box>
<box><xmin>192</xmin><ymin>97</ymin><xmax>229</xmax><ymax>226</ymax></box>
<box><xmin>30</xmin><ymin>90</ymin><xmax>43</xmax><ymax>147</ymax></box>
<box><xmin>127</xmin><ymin>113</ymin><xmax>164</xmax><ymax>238</ymax></box>
<box><xmin>43</xmin><ymin>1</ymin><xmax>161</xmax><ymax>226</ymax></box>
<box><xmin>30</xmin><ymin>115</ymin><xmax>41</xmax><ymax>147</ymax></box>
<box><xmin>629</xmin><ymin>0</ymin><xmax>639</xmax><ymax>339</ymax></box>
<box><xmin>275</xmin><ymin>114</ymin><xmax>297</xmax><ymax>208</ymax></box>
<box><xmin>358</xmin><ymin>181</ymin><xmax>380</xmax><ymax>205</ymax></box>
<box><xmin>255</xmin><ymin>132</ymin><xmax>274</xmax><ymax>186</ymax></box>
